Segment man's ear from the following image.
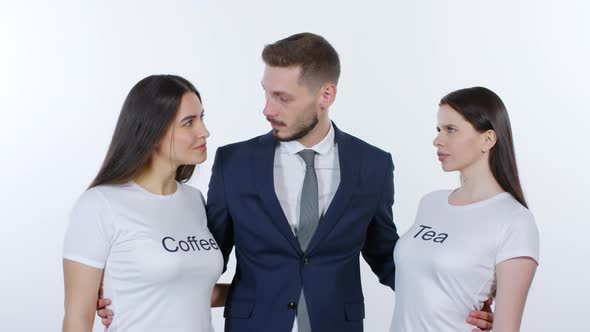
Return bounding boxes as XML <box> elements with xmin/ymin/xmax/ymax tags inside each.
<box><xmin>319</xmin><ymin>82</ymin><xmax>337</xmax><ymax>110</ymax></box>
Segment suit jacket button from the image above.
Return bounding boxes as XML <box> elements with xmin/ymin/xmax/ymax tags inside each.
<box><xmin>302</xmin><ymin>257</ymin><xmax>309</xmax><ymax>265</ymax></box>
<box><xmin>288</xmin><ymin>302</ymin><xmax>297</xmax><ymax>311</ymax></box>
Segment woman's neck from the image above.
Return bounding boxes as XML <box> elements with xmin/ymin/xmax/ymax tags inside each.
<box><xmin>452</xmin><ymin>158</ymin><xmax>504</xmax><ymax>205</ymax></box>
<box><xmin>132</xmin><ymin>158</ymin><xmax>178</xmax><ymax>195</ymax></box>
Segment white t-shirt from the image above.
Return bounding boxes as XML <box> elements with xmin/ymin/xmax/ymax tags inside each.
<box><xmin>391</xmin><ymin>190</ymin><xmax>539</xmax><ymax>332</ymax></box>
<box><xmin>63</xmin><ymin>181</ymin><xmax>223</xmax><ymax>332</ymax></box>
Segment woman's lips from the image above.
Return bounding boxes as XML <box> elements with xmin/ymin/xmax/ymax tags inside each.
<box><xmin>437</xmin><ymin>152</ymin><xmax>449</xmax><ymax>161</ymax></box>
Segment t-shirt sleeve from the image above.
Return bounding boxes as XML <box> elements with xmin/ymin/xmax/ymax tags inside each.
<box><xmin>63</xmin><ymin>189</ymin><xmax>113</xmax><ymax>269</ymax></box>
<box><xmin>198</xmin><ymin>190</ymin><xmax>207</xmax><ymax>206</ymax></box>
<box><xmin>495</xmin><ymin>210</ymin><xmax>540</xmax><ymax>265</ymax></box>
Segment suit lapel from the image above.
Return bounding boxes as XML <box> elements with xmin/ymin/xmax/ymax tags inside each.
<box><xmin>253</xmin><ymin>132</ymin><xmax>303</xmax><ymax>254</ymax></box>
<box><xmin>306</xmin><ymin>124</ymin><xmax>360</xmax><ymax>254</ymax></box>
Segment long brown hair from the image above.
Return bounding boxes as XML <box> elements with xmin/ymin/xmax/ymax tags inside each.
<box><xmin>440</xmin><ymin>87</ymin><xmax>528</xmax><ymax>208</ymax></box>
<box><xmin>89</xmin><ymin>75</ymin><xmax>201</xmax><ymax>188</ymax></box>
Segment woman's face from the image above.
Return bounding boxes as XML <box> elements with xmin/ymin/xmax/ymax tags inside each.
<box><xmin>433</xmin><ymin>104</ymin><xmax>488</xmax><ymax>172</ymax></box>
<box><xmin>155</xmin><ymin>92</ymin><xmax>209</xmax><ymax>167</ymax></box>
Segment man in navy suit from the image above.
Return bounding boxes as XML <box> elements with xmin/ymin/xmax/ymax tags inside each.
<box><xmin>208</xmin><ymin>33</ymin><xmax>398</xmax><ymax>332</ymax></box>
<box><xmin>97</xmin><ymin>32</ymin><xmax>494</xmax><ymax>332</ymax></box>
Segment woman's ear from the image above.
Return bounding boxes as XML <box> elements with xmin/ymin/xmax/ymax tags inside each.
<box><xmin>481</xmin><ymin>129</ymin><xmax>497</xmax><ymax>153</ymax></box>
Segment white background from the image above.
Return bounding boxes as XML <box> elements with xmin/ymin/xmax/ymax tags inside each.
<box><xmin>1</xmin><ymin>1</ymin><xmax>588</xmax><ymax>331</ymax></box>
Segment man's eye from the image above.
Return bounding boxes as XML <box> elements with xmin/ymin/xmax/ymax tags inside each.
<box><xmin>448</xmin><ymin>128</ymin><xmax>456</xmax><ymax>133</ymax></box>
<box><xmin>278</xmin><ymin>95</ymin><xmax>289</xmax><ymax>103</ymax></box>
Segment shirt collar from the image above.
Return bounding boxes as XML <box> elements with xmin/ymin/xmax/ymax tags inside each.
<box><xmin>279</xmin><ymin>122</ymin><xmax>336</xmax><ymax>156</ymax></box>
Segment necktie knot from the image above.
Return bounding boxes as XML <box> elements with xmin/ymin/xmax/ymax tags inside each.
<box><xmin>298</xmin><ymin>149</ymin><xmax>316</xmax><ymax>169</ymax></box>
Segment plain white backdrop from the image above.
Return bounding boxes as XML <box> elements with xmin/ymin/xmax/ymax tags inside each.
<box><xmin>1</xmin><ymin>1</ymin><xmax>588</xmax><ymax>331</ymax></box>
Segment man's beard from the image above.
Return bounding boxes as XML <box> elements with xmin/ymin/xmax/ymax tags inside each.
<box><xmin>274</xmin><ymin>113</ymin><xmax>319</xmax><ymax>142</ymax></box>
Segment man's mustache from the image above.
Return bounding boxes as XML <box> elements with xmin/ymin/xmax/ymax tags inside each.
<box><xmin>266</xmin><ymin>117</ymin><xmax>286</xmax><ymax>126</ymax></box>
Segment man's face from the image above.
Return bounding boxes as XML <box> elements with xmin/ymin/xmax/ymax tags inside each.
<box><xmin>261</xmin><ymin>65</ymin><xmax>321</xmax><ymax>142</ymax></box>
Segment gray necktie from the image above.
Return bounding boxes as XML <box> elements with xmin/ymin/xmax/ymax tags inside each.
<box><xmin>296</xmin><ymin>149</ymin><xmax>318</xmax><ymax>332</ymax></box>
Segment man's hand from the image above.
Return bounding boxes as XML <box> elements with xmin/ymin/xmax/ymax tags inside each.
<box><xmin>96</xmin><ymin>298</ymin><xmax>113</xmax><ymax>329</ymax></box>
<box><xmin>466</xmin><ymin>297</ymin><xmax>494</xmax><ymax>332</ymax></box>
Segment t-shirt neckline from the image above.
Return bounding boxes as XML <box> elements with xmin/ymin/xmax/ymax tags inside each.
<box><xmin>129</xmin><ymin>180</ymin><xmax>181</xmax><ymax>200</ymax></box>
<box><xmin>445</xmin><ymin>190</ymin><xmax>511</xmax><ymax>209</ymax></box>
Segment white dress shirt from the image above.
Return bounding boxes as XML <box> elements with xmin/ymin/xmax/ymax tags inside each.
<box><xmin>273</xmin><ymin>123</ymin><xmax>341</xmax><ymax>332</ymax></box>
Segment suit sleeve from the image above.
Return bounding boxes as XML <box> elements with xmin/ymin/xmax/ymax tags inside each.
<box><xmin>361</xmin><ymin>153</ymin><xmax>399</xmax><ymax>290</ymax></box>
<box><xmin>206</xmin><ymin>147</ymin><xmax>234</xmax><ymax>273</ymax></box>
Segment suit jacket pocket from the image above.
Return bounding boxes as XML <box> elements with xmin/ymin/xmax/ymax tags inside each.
<box><xmin>344</xmin><ymin>302</ymin><xmax>365</xmax><ymax>321</ymax></box>
<box><xmin>224</xmin><ymin>300</ymin><xmax>255</xmax><ymax>319</ymax></box>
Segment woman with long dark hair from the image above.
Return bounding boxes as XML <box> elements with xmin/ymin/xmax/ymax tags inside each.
<box><xmin>62</xmin><ymin>75</ymin><xmax>227</xmax><ymax>332</ymax></box>
<box><xmin>391</xmin><ymin>87</ymin><xmax>539</xmax><ymax>332</ymax></box>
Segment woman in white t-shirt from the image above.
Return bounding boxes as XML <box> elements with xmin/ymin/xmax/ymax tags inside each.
<box><xmin>391</xmin><ymin>87</ymin><xmax>539</xmax><ymax>332</ymax></box>
<box><xmin>62</xmin><ymin>75</ymin><xmax>227</xmax><ymax>332</ymax></box>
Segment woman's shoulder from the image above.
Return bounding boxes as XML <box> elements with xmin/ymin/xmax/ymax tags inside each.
<box><xmin>478</xmin><ymin>194</ymin><xmax>538</xmax><ymax>240</ymax></box>
<box><xmin>494</xmin><ymin>193</ymin><xmax>535</xmax><ymax>222</ymax></box>
<box><xmin>73</xmin><ymin>186</ymin><xmax>109</xmax><ymax>209</ymax></box>
<box><xmin>72</xmin><ymin>183</ymin><xmax>134</xmax><ymax>212</ymax></box>
<box><xmin>178</xmin><ymin>183</ymin><xmax>206</xmax><ymax>204</ymax></box>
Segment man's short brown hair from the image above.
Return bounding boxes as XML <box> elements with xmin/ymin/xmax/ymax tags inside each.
<box><xmin>262</xmin><ymin>32</ymin><xmax>340</xmax><ymax>89</ymax></box>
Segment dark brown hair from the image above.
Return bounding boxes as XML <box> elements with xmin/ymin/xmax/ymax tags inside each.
<box><xmin>262</xmin><ymin>32</ymin><xmax>340</xmax><ymax>89</ymax></box>
<box><xmin>440</xmin><ymin>87</ymin><xmax>528</xmax><ymax>208</ymax></box>
<box><xmin>89</xmin><ymin>75</ymin><xmax>201</xmax><ymax>188</ymax></box>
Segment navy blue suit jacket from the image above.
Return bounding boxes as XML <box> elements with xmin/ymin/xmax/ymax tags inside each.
<box><xmin>206</xmin><ymin>124</ymin><xmax>399</xmax><ymax>332</ymax></box>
